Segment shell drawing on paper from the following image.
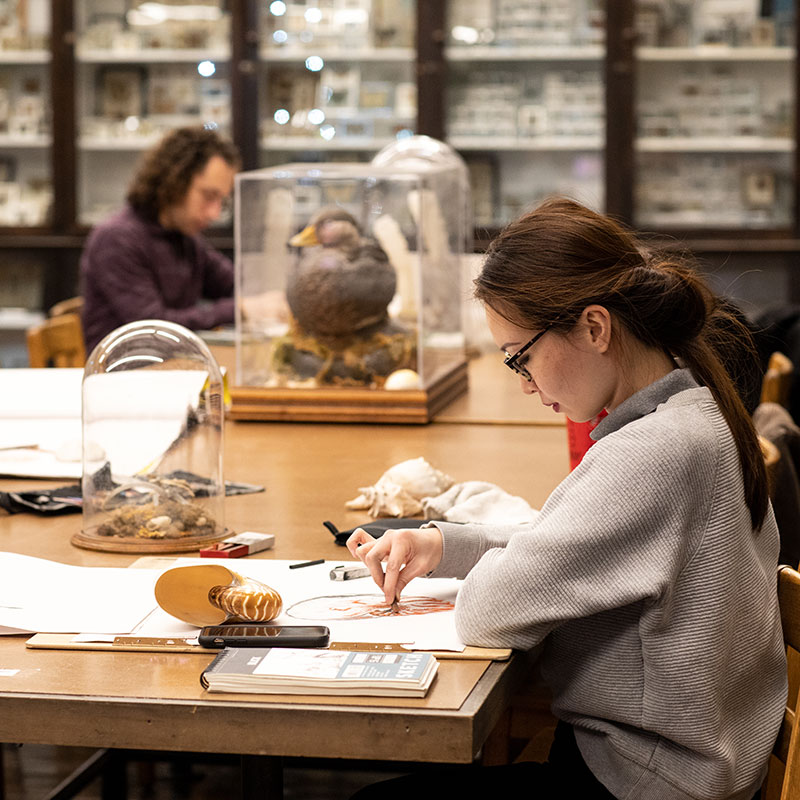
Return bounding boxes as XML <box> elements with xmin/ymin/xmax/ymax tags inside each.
<box><xmin>154</xmin><ymin>564</ymin><xmax>283</xmax><ymax>627</ymax></box>
<box><xmin>345</xmin><ymin>457</ymin><xmax>455</xmax><ymax>518</ymax></box>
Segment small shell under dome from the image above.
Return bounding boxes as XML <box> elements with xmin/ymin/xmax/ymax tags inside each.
<box><xmin>345</xmin><ymin>457</ymin><xmax>454</xmax><ymax>518</ymax></box>
<box><xmin>384</xmin><ymin>369</ymin><xmax>421</xmax><ymax>390</ymax></box>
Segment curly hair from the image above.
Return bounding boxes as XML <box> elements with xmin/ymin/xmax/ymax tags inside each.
<box><xmin>126</xmin><ymin>126</ymin><xmax>241</xmax><ymax>220</ymax></box>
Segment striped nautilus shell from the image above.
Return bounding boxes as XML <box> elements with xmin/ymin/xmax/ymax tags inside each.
<box><xmin>208</xmin><ymin>571</ymin><xmax>283</xmax><ymax>622</ymax></box>
<box><xmin>154</xmin><ymin>564</ymin><xmax>283</xmax><ymax>627</ymax></box>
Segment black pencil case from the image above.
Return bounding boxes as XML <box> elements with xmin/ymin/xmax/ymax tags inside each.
<box><xmin>324</xmin><ymin>517</ymin><xmax>452</xmax><ymax>546</ymax></box>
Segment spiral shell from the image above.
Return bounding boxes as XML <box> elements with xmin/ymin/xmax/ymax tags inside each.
<box><xmin>208</xmin><ymin>573</ymin><xmax>283</xmax><ymax>622</ymax></box>
<box><xmin>154</xmin><ymin>564</ymin><xmax>283</xmax><ymax>627</ymax></box>
<box><xmin>345</xmin><ymin>457</ymin><xmax>454</xmax><ymax>517</ymax></box>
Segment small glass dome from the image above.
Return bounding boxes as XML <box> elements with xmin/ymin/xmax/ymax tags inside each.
<box><xmin>372</xmin><ymin>135</ymin><xmax>472</xmax><ymax>258</ymax></box>
<box><xmin>372</xmin><ymin>134</ymin><xmax>467</xmax><ymax>173</ymax></box>
<box><xmin>74</xmin><ymin>320</ymin><xmax>226</xmax><ymax>553</ymax></box>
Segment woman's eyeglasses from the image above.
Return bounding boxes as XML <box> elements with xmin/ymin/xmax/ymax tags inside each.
<box><xmin>503</xmin><ymin>325</ymin><xmax>552</xmax><ymax>382</ymax></box>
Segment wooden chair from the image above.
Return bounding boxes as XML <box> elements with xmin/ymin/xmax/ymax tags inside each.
<box><xmin>763</xmin><ymin>565</ymin><xmax>800</xmax><ymax>800</ymax></box>
<box><xmin>761</xmin><ymin>352</ymin><xmax>794</xmax><ymax>409</ymax></box>
<box><xmin>26</xmin><ymin>313</ymin><xmax>86</xmax><ymax>368</ymax></box>
<box><xmin>48</xmin><ymin>295</ymin><xmax>84</xmax><ymax>318</ymax></box>
<box><xmin>760</xmin><ymin>435</ymin><xmax>782</xmax><ymax>502</ymax></box>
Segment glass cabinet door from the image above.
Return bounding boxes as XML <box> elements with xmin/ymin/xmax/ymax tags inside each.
<box><xmin>445</xmin><ymin>0</ymin><xmax>605</xmax><ymax>229</ymax></box>
<box><xmin>0</xmin><ymin>0</ymin><xmax>51</xmax><ymax>227</ymax></box>
<box><xmin>258</xmin><ymin>0</ymin><xmax>417</xmax><ymax>167</ymax></box>
<box><xmin>74</xmin><ymin>0</ymin><xmax>232</xmax><ymax>226</ymax></box>
<box><xmin>634</xmin><ymin>0</ymin><xmax>795</xmax><ymax>230</ymax></box>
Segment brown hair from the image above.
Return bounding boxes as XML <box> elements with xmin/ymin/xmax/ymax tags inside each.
<box><xmin>476</xmin><ymin>196</ymin><xmax>768</xmax><ymax>529</ymax></box>
<box><xmin>126</xmin><ymin>126</ymin><xmax>241</xmax><ymax>220</ymax></box>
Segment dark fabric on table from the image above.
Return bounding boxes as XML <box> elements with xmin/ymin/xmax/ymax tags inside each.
<box><xmin>0</xmin><ymin>470</ymin><xmax>263</xmax><ymax>517</ymax></box>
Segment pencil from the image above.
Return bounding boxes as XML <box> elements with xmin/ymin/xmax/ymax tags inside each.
<box><xmin>289</xmin><ymin>558</ymin><xmax>325</xmax><ymax>570</ymax></box>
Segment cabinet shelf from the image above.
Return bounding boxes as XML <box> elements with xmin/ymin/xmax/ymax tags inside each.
<box><xmin>637</xmin><ymin>46</ymin><xmax>794</xmax><ymax>62</ymax></box>
<box><xmin>445</xmin><ymin>45</ymin><xmax>604</xmax><ymax>61</ymax></box>
<box><xmin>76</xmin><ymin>47</ymin><xmax>230</xmax><ymax>64</ymax></box>
<box><xmin>0</xmin><ymin>50</ymin><xmax>49</xmax><ymax>64</ymax></box>
<box><xmin>636</xmin><ymin>136</ymin><xmax>794</xmax><ymax>153</ymax></box>
<box><xmin>449</xmin><ymin>135</ymin><xmax>603</xmax><ymax>151</ymax></box>
<box><xmin>638</xmin><ymin>211</ymin><xmax>789</xmax><ymax>229</ymax></box>
<box><xmin>259</xmin><ymin>47</ymin><xmax>413</xmax><ymax>63</ymax></box>
<box><xmin>319</xmin><ymin>108</ymin><xmax>414</xmax><ymax>122</ymax></box>
<box><xmin>261</xmin><ymin>135</ymin><xmax>393</xmax><ymax>151</ymax></box>
<box><xmin>0</xmin><ymin>134</ymin><xmax>51</xmax><ymax>148</ymax></box>
<box><xmin>78</xmin><ymin>135</ymin><xmax>164</xmax><ymax>151</ymax></box>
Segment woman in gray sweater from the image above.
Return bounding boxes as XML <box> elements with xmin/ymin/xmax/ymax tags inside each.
<box><xmin>349</xmin><ymin>198</ymin><xmax>786</xmax><ymax>800</ymax></box>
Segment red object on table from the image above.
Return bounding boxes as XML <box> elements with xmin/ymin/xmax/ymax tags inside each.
<box><xmin>566</xmin><ymin>410</ymin><xmax>608</xmax><ymax>470</ymax></box>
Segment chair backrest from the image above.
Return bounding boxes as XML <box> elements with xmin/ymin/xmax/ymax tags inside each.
<box><xmin>764</xmin><ymin>565</ymin><xmax>800</xmax><ymax>800</ymax></box>
<box><xmin>48</xmin><ymin>295</ymin><xmax>84</xmax><ymax>318</ymax></box>
<box><xmin>762</xmin><ymin>352</ymin><xmax>794</xmax><ymax>409</ymax></box>
<box><xmin>759</xmin><ymin>435</ymin><xmax>782</xmax><ymax>501</ymax></box>
<box><xmin>26</xmin><ymin>313</ymin><xmax>86</xmax><ymax>368</ymax></box>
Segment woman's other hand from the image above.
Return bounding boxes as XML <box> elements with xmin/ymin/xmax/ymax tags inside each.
<box><xmin>345</xmin><ymin>527</ymin><xmax>444</xmax><ymax>605</ymax></box>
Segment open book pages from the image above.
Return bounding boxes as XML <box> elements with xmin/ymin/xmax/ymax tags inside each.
<box><xmin>200</xmin><ymin>647</ymin><xmax>438</xmax><ymax>697</ymax></box>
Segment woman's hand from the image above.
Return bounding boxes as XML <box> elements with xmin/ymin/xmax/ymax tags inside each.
<box><xmin>345</xmin><ymin>527</ymin><xmax>444</xmax><ymax>605</ymax></box>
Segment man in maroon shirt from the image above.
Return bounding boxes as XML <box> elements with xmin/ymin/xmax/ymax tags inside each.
<box><xmin>80</xmin><ymin>127</ymin><xmax>241</xmax><ymax>353</ymax></box>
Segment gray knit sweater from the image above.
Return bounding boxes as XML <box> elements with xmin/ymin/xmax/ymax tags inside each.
<box><xmin>431</xmin><ymin>370</ymin><xmax>786</xmax><ymax>800</ymax></box>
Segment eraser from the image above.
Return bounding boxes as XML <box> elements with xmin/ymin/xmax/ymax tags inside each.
<box><xmin>199</xmin><ymin>531</ymin><xmax>275</xmax><ymax>558</ymax></box>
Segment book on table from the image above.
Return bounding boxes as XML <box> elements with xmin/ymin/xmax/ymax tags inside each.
<box><xmin>200</xmin><ymin>647</ymin><xmax>439</xmax><ymax>697</ymax></box>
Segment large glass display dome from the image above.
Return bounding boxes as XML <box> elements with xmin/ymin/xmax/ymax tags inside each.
<box><xmin>74</xmin><ymin>320</ymin><xmax>226</xmax><ymax>553</ymax></box>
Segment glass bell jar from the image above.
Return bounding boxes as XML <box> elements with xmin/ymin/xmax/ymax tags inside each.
<box><xmin>232</xmin><ymin>141</ymin><xmax>470</xmax><ymax>423</ymax></box>
<box><xmin>74</xmin><ymin>320</ymin><xmax>226</xmax><ymax>553</ymax></box>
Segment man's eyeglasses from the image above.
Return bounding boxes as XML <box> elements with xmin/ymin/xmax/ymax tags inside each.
<box><xmin>197</xmin><ymin>187</ymin><xmax>232</xmax><ymax>215</ymax></box>
<box><xmin>503</xmin><ymin>325</ymin><xmax>552</xmax><ymax>382</ymax></box>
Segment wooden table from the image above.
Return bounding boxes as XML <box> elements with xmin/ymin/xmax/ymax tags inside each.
<box><xmin>0</xmin><ymin>420</ymin><xmax>569</xmax><ymax>796</ymax></box>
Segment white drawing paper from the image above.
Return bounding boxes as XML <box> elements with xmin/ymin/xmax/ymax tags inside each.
<box><xmin>0</xmin><ymin>552</ymin><xmax>162</xmax><ymax>635</ymax></box>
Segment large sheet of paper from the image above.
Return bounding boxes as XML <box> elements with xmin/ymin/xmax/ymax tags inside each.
<box><xmin>0</xmin><ymin>554</ymin><xmax>464</xmax><ymax>650</ymax></box>
<box><xmin>0</xmin><ymin>369</ymin><xmax>83</xmax><ymax>422</ymax></box>
<box><xmin>0</xmin><ymin>368</ymin><xmax>210</xmax><ymax>478</ymax></box>
<box><xmin>140</xmin><ymin>558</ymin><xmax>464</xmax><ymax>651</ymax></box>
<box><xmin>82</xmin><ymin>370</ymin><xmax>211</xmax><ymax>476</ymax></box>
<box><xmin>0</xmin><ymin>369</ymin><xmax>83</xmax><ymax>478</ymax></box>
<box><xmin>0</xmin><ymin>552</ymin><xmax>161</xmax><ymax>635</ymax></box>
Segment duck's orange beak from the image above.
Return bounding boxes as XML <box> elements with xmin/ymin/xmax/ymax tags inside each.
<box><xmin>289</xmin><ymin>224</ymin><xmax>319</xmax><ymax>247</ymax></box>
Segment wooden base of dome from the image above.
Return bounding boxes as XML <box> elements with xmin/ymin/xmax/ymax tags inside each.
<box><xmin>228</xmin><ymin>360</ymin><xmax>468</xmax><ymax>424</ymax></box>
<box><xmin>71</xmin><ymin>528</ymin><xmax>227</xmax><ymax>554</ymax></box>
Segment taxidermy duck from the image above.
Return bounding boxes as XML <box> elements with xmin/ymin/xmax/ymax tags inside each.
<box><xmin>272</xmin><ymin>206</ymin><xmax>417</xmax><ymax>387</ymax></box>
<box><xmin>286</xmin><ymin>206</ymin><xmax>396</xmax><ymax>338</ymax></box>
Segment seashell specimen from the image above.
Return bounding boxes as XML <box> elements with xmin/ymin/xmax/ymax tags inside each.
<box><xmin>345</xmin><ymin>457</ymin><xmax>454</xmax><ymax>518</ymax></box>
<box><xmin>96</xmin><ymin>500</ymin><xmax>217</xmax><ymax>540</ymax></box>
<box><xmin>208</xmin><ymin>573</ymin><xmax>283</xmax><ymax>622</ymax></box>
<box><xmin>155</xmin><ymin>565</ymin><xmax>283</xmax><ymax>627</ymax></box>
<box><xmin>383</xmin><ymin>368</ymin><xmax>420</xmax><ymax>390</ymax></box>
